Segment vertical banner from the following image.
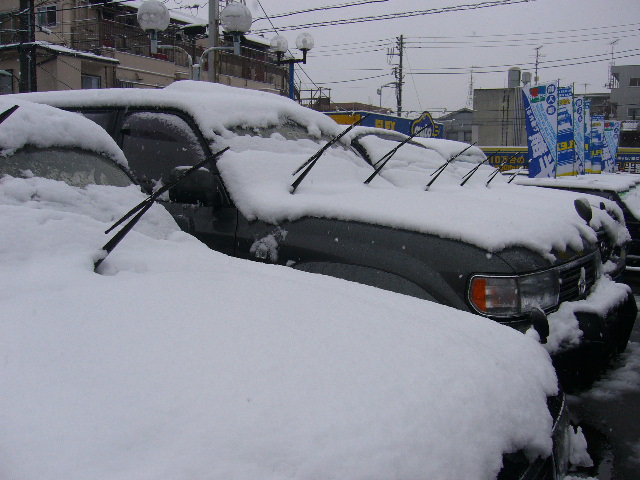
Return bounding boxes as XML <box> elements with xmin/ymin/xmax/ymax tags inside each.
<box><xmin>590</xmin><ymin>115</ymin><xmax>605</xmax><ymax>173</ymax></box>
<box><xmin>602</xmin><ymin>120</ymin><xmax>622</xmax><ymax>172</ymax></box>
<box><xmin>573</xmin><ymin>96</ymin><xmax>586</xmax><ymax>174</ymax></box>
<box><xmin>523</xmin><ymin>82</ymin><xmax>558</xmax><ymax>178</ymax></box>
<box><xmin>557</xmin><ymin>85</ymin><xmax>575</xmax><ymax>176</ymax></box>
<box><xmin>584</xmin><ymin>99</ymin><xmax>592</xmax><ymax>173</ymax></box>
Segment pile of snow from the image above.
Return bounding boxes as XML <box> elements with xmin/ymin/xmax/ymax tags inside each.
<box><xmin>0</xmin><ymin>99</ymin><xmax>126</xmax><ymax>166</ymax></box>
<box><xmin>0</xmin><ymin>173</ymin><xmax>561</xmax><ymax>480</ymax></box>
<box><xmin>11</xmin><ymin>81</ymin><xmax>627</xmax><ymax>257</ymax></box>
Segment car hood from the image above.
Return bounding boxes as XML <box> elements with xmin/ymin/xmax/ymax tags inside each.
<box><xmin>0</xmin><ymin>175</ymin><xmax>558</xmax><ymax>480</ymax></box>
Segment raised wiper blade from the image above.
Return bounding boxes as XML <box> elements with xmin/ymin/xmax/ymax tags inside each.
<box><xmin>95</xmin><ymin>146</ymin><xmax>230</xmax><ymax>271</ymax></box>
<box><xmin>290</xmin><ymin>113</ymin><xmax>370</xmax><ymax>193</ymax></box>
<box><xmin>363</xmin><ymin>124</ymin><xmax>430</xmax><ymax>185</ymax></box>
<box><xmin>0</xmin><ymin>105</ymin><xmax>19</xmax><ymax>125</ymax></box>
<box><xmin>485</xmin><ymin>153</ymin><xmax>519</xmax><ymax>186</ymax></box>
<box><xmin>459</xmin><ymin>153</ymin><xmax>495</xmax><ymax>186</ymax></box>
<box><xmin>425</xmin><ymin>141</ymin><xmax>477</xmax><ymax>190</ymax></box>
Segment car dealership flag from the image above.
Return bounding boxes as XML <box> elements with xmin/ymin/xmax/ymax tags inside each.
<box><xmin>556</xmin><ymin>85</ymin><xmax>575</xmax><ymax>176</ymax></box>
<box><xmin>573</xmin><ymin>96</ymin><xmax>586</xmax><ymax>175</ymax></box>
<box><xmin>602</xmin><ymin>121</ymin><xmax>621</xmax><ymax>173</ymax></box>
<box><xmin>590</xmin><ymin>115</ymin><xmax>605</xmax><ymax>173</ymax></box>
<box><xmin>523</xmin><ymin>82</ymin><xmax>558</xmax><ymax>178</ymax></box>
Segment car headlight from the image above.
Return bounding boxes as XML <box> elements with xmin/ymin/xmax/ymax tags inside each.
<box><xmin>468</xmin><ymin>269</ymin><xmax>560</xmax><ymax>317</ymax></box>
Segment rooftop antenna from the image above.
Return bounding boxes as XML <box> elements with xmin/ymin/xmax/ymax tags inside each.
<box><xmin>466</xmin><ymin>68</ymin><xmax>475</xmax><ymax>109</ymax></box>
<box><xmin>605</xmin><ymin>39</ymin><xmax>619</xmax><ymax>89</ymax></box>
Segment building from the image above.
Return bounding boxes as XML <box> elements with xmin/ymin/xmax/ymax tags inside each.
<box><xmin>611</xmin><ymin>65</ymin><xmax>640</xmax><ymax>121</ymax></box>
<box><xmin>435</xmin><ymin>108</ymin><xmax>473</xmax><ymax>143</ymax></box>
<box><xmin>0</xmin><ymin>0</ymin><xmax>290</xmax><ymax>94</ymax></box>
<box><xmin>472</xmin><ymin>87</ymin><xmax>527</xmax><ymax>147</ymax></box>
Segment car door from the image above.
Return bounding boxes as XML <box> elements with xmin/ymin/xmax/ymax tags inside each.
<box><xmin>115</xmin><ymin>109</ymin><xmax>238</xmax><ymax>256</ymax></box>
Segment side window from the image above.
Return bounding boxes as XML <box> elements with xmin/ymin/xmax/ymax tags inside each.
<box><xmin>78</xmin><ymin>110</ymin><xmax>117</xmax><ymax>133</ymax></box>
<box><xmin>120</xmin><ymin>112</ymin><xmax>207</xmax><ymax>192</ymax></box>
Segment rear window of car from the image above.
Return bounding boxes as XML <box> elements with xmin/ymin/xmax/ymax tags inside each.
<box><xmin>0</xmin><ymin>146</ymin><xmax>132</xmax><ymax>187</ymax></box>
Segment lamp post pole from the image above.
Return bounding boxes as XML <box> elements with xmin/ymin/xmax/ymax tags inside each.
<box><xmin>270</xmin><ymin>33</ymin><xmax>314</xmax><ymax>101</ymax></box>
<box><xmin>208</xmin><ymin>0</ymin><xmax>219</xmax><ymax>82</ymax></box>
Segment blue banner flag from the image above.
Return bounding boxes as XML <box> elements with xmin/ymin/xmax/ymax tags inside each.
<box><xmin>523</xmin><ymin>82</ymin><xmax>558</xmax><ymax>178</ymax></box>
<box><xmin>573</xmin><ymin>96</ymin><xmax>586</xmax><ymax>174</ymax></box>
<box><xmin>590</xmin><ymin>115</ymin><xmax>605</xmax><ymax>173</ymax></box>
<box><xmin>557</xmin><ymin>86</ymin><xmax>575</xmax><ymax>176</ymax></box>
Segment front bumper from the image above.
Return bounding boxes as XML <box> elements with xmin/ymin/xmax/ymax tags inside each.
<box><xmin>552</xmin><ymin>291</ymin><xmax>637</xmax><ymax>389</ymax></box>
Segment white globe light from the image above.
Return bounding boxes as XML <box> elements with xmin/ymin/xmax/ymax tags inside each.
<box><xmin>220</xmin><ymin>2</ymin><xmax>252</xmax><ymax>34</ymax></box>
<box><xmin>295</xmin><ymin>32</ymin><xmax>314</xmax><ymax>51</ymax></box>
<box><xmin>270</xmin><ymin>35</ymin><xmax>288</xmax><ymax>53</ymax></box>
<box><xmin>137</xmin><ymin>0</ymin><xmax>171</xmax><ymax>32</ymax></box>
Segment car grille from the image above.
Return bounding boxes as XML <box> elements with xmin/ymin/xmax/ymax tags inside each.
<box><xmin>558</xmin><ymin>254</ymin><xmax>597</xmax><ymax>303</ymax></box>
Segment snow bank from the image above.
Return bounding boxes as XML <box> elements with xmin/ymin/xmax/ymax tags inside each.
<box><xmin>0</xmin><ymin>175</ymin><xmax>559</xmax><ymax>480</ymax></box>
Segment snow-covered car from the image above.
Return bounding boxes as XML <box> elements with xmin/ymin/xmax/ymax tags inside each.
<box><xmin>348</xmin><ymin>128</ymin><xmax>630</xmax><ymax>281</ymax></box>
<box><xmin>513</xmin><ymin>173</ymin><xmax>640</xmax><ymax>274</ymax></box>
<box><xmin>0</xmin><ymin>100</ymin><xmax>580</xmax><ymax>479</ymax></box>
<box><xmin>11</xmin><ymin>82</ymin><xmax>636</xmax><ymax>384</ymax></box>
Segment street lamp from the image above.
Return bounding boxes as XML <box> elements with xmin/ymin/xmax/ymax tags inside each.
<box><xmin>199</xmin><ymin>1</ymin><xmax>252</xmax><ymax>82</ymax></box>
<box><xmin>377</xmin><ymin>82</ymin><xmax>395</xmax><ymax>107</ymax></box>
<box><xmin>137</xmin><ymin>0</ymin><xmax>171</xmax><ymax>55</ymax></box>
<box><xmin>270</xmin><ymin>32</ymin><xmax>315</xmax><ymax>100</ymax></box>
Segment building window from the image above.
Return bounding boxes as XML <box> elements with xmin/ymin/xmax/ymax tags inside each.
<box><xmin>629</xmin><ymin>108</ymin><xmax>640</xmax><ymax>120</ymax></box>
<box><xmin>81</xmin><ymin>74</ymin><xmax>101</xmax><ymax>89</ymax></box>
<box><xmin>37</xmin><ymin>5</ymin><xmax>57</xmax><ymax>27</ymax></box>
<box><xmin>630</xmin><ymin>78</ymin><xmax>640</xmax><ymax>87</ymax></box>
<box><xmin>0</xmin><ymin>69</ymin><xmax>14</xmax><ymax>94</ymax></box>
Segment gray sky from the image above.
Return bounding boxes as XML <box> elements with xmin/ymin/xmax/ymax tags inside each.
<box><xmin>169</xmin><ymin>0</ymin><xmax>639</xmax><ymax>117</ymax></box>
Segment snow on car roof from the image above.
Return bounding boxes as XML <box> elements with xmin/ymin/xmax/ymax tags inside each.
<box><xmin>0</xmin><ymin>98</ymin><xmax>127</xmax><ymax>166</ymax></box>
<box><xmin>0</xmin><ymin>174</ymin><xmax>559</xmax><ymax>480</ymax></box>
<box><xmin>9</xmin><ymin>82</ymin><xmax>627</xmax><ymax>257</ymax></box>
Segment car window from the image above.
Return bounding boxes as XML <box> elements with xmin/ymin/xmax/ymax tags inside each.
<box><xmin>78</xmin><ymin>110</ymin><xmax>118</xmax><ymax>133</ymax></box>
<box><xmin>0</xmin><ymin>146</ymin><xmax>132</xmax><ymax>187</ymax></box>
<box><xmin>121</xmin><ymin>112</ymin><xmax>207</xmax><ymax>192</ymax></box>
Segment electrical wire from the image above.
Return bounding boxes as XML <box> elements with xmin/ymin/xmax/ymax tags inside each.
<box><xmin>251</xmin><ymin>0</ymin><xmax>535</xmax><ymax>34</ymax></box>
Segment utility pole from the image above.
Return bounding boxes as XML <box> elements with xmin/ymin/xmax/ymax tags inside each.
<box><xmin>19</xmin><ymin>0</ymin><xmax>36</xmax><ymax>92</ymax></box>
<box><xmin>395</xmin><ymin>35</ymin><xmax>404</xmax><ymax>117</ymax></box>
<box><xmin>533</xmin><ymin>46</ymin><xmax>542</xmax><ymax>84</ymax></box>
<box><xmin>466</xmin><ymin>68</ymin><xmax>474</xmax><ymax>109</ymax></box>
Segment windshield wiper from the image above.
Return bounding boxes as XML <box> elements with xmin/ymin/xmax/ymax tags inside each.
<box><xmin>291</xmin><ymin>113</ymin><xmax>370</xmax><ymax>193</ymax></box>
<box><xmin>485</xmin><ymin>153</ymin><xmax>519</xmax><ymax>186</ymax></box>
<box><xmin>506</xmin><ymin>159</ymin><xmax>532</xmax><ymax>184</ymax></box>
<box><xmin>95</xmin><ymin>146</ymin><xmax>229</xmax><ymax>271</ymax></box>
<box><xmin>0</xmin><ymin>105</ymin><xmax>19</xmax><ymax>125</ymax></box>
<box><xmin>424</xmin><ymin>141</ymin><xmax>477</xmax><ymax>190</ymax></box>
<box><xmin>459</xmin><ymin>152</ymin><xmax>498</xmax><ymax>186</ymax></box>
<box><xmin>363</xmin><ymin>124</ymin><xmax>431</xmax><ymax>185</ymax></box>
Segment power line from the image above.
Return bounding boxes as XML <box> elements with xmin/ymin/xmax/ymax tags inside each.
<box><xmin>253</xmin><ymin>0</ymin><xmax>390</xmax><ymax>22</ymax></box>
<box><xmin>251</xmin><ymin>0</ymin><xmax>535</xmax><ymax>34</ymax></box>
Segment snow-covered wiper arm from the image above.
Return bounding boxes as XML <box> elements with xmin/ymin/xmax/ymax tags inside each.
<box><xmin>291</xmin><ymin>113</ymin><xmax>370</xmax><ymax>193</ymax></box>
<box><xmin>0</xmin><ymin>105</ymin><xmax>19</xmax><ymax>124</ymax></box>
<box><xmin>95</xmin><ymin>146</ymin><xmax>229</xmax><ymax>271</ymax></box>
<box><xmin>363</xmin><ymin>124</ymin><xmax>431</xmax><ymax>185</ymax></box>
<box><xmin>424</xmin><ymin>141</ymin><xmax>477</xmax><ymax>190</ymax></box>
<box><xmin>484</xmin><ymin>153</ymin><xmax>519</xmax><ymax>186</ymax></box>
<box><xmin>459</xmin><ymin>153</ymin><xmax>495</xmax><ymax>186</ymax></box>
<box><xmin>506</xmin><ymin>159</ymin><xmax>532</xmax><ymax>184</ymax></box>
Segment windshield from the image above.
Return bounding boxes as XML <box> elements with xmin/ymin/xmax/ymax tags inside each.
<box><xmin>229</xmin><ymin>121</ymin><xmax>352</xmax><ymax>154</ymax></box>
<box><xmin>0</xmin><ymin>146</ymin><xmax>133</xmax><ymax>187</ymax></box>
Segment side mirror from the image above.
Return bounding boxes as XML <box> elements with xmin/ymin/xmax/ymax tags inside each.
<box><xmin>168</xmin><ymin>167</ymin><xmax>224</xmax><ymax>206</ymax></box>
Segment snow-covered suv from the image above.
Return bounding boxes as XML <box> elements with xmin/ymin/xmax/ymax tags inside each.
<box><xmin>13</xmin><ymin>81</ymin><xmax>637</xmax><ymax>383</ymax></box>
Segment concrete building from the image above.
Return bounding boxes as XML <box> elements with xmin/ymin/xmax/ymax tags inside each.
<box><xmin>472</xmin><ymin>87</ymin><xmax>526</xmax><ymax>147</ymax></box>
<box><xmin>0</xmin><ymin>0</ymin><xmax>289</xmax><ymax>95</ymax></box>
<box><xmin>435</xmin><ymin>108</ymin><xmax>473</xmax><ymax>143</ymax></box>
<box><xmin>611</xmin><ymin>65</ymin><xmax>640</xmax><ymax>121</ymax></box>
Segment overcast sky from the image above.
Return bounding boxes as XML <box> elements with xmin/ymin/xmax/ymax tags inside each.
<box><xmin>168</xmin><ymin>0</ymin><xmax>639</xmax><ymax>118</ymax></box>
